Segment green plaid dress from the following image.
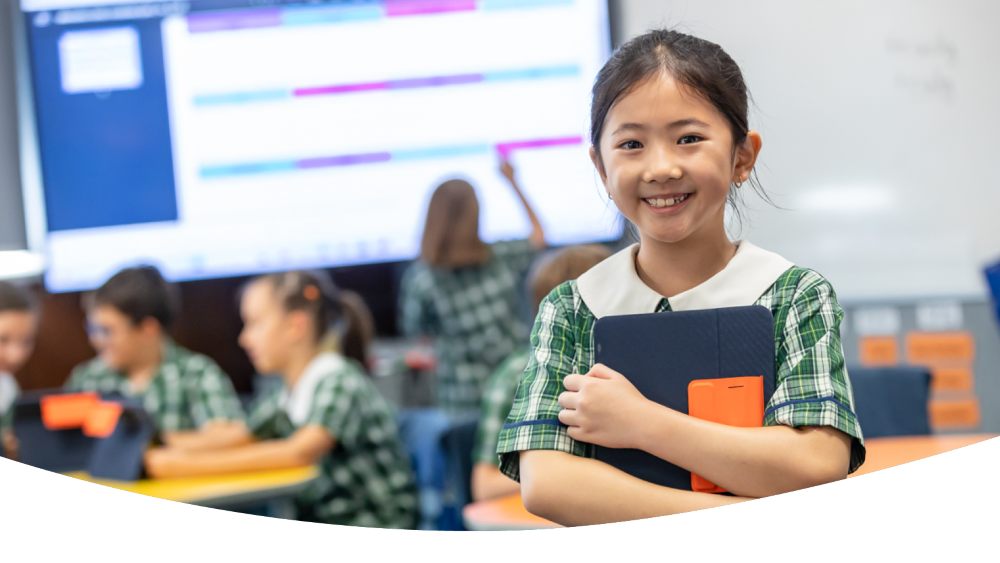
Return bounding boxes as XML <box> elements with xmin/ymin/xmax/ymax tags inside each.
<box><xmin>247</xmin><ymin>353</ymin><xmax>418</xmax><ymax>529</ymax></box>
<box><xmin>399</xmin><ymin>239</ymin><xmax>538</xmax><ymax>416</ymax></box>
<box><xmin>473</xmin><ymin>348</ymin><xmax>530</xmax><ymax>466</ymax></box>
<box><xmin>65</xmin><ymin>339</ymin><xmax>244</xmax><ymax>432</ymax></box>
<box><xmin>497</xmin><ymin>267</ymin><xmax>866</xmax><ymax>481</ymax></box>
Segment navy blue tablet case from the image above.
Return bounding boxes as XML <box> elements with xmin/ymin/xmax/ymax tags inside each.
<box><xmin>87</xmin><ymin>404</ymin><xmax>155</xmax><ymax>481</ymax></box>
<box><xmin>14</xmin><ymin>391</ymin><xmax>96</xmax><ymax>473</ymax></box>
<box><xmin>592</xmin><ymin>305</ymin><xmax>777</xmax><ymax>491</ymax></box>
<box><xmin>14</xmin><ymin>390</ymin><xmax>154</xmax><ymax>480</ymax></box>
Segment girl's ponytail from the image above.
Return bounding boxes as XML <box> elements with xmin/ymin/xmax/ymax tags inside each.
<box><xmin>247</xmin><ymin>270</ymin><xmax>375</xmax><ymax>374</ymax></box>
<box><xmin>335</xmin><ymin>290</ymin><xmax>375</xmax><ymax>373</ymax></box>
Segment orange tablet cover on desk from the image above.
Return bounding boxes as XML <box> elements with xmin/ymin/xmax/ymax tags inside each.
<box><xmin>688</xmin><ymin>376</ymin><xmax>765</xmax><ymax>493</ymax></box>
<box><xmin>40</xmin><ymin>392</ymin><xmax>100</xmax><ymax>430</ymax></box>
<box><xmin>83</xmin><ymin>401</ymin><xmax>125</xmax><ymax>438</ymax></box>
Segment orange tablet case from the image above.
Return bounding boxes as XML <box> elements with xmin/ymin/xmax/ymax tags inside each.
<box><xmin>39</xmin><ymin>392</ymin><xmax>100</xmax><ymax>430</ymax></box>
<box><xmin>688</xmin><ymin>376</ymin><xmax>765</xmax><ymax>493</ymax></box>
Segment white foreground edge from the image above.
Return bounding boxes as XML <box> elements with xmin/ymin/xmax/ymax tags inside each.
<box><xmin>1</xmin><ymin>436</ymin><xmax>997</xmax><ymax>561</ymax></box>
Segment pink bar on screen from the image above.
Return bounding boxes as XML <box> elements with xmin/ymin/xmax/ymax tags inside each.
<box><xmin>294</xmin><ymin>82</ymin><xmax>390</xmax><ymax>97</ymax></box>
<box><xmin>496</xmin><ymin>135</ymin><xmax>584</xmax><ymax>159</ymax></box>
<box><xmin>187</xmin><ymin>9</ymin><xmax>282</xmax><ymax>33</ymax></box>
<box><xmin>384</xmin><ymin>0</ymin><xmax>477</xmax><ymax>17</ymax></box>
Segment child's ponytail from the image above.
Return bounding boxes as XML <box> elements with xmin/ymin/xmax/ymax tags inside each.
<box><xmin>247</xmin><ymin>271</ymin><xmax>375</xmax><ymax>374</ymax></box>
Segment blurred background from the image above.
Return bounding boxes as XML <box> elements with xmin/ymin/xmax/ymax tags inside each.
<box><xmin>1</xmin><ymin>0</ymin><xmax>998</xmax><ymax>438</ymax></box>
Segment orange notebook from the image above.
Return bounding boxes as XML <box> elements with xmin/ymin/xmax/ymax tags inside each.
<box><xmin>688</xmin><ymin>376</ymin><xmax>766</xmax><ymax>493</ymax></box>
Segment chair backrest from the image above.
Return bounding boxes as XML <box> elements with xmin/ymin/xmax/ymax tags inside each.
<box><xmin>440</xmin><ymin>419</ymin><xmax>478</xmax><ymax>510</ymax></box>
<box><xmin>986</xmin><ymin>259</ymin><xmax>1000</xmax><ymax>322</ymax></box>
<box><xmin>849</xmin><ymin>366</ymin><xmax>931</xmax><ymax>439</ymax></box>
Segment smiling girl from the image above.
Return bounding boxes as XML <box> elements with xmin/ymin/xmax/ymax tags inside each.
<box><xmin>496</xmin><ymin>29</ymin><xmax>865</xmax><ymax>526</ymax></box>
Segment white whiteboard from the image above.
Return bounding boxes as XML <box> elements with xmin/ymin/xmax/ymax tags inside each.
<box><xmin>617</xmin><ymin>0</ymin><xmax>1000</xmax><ymax>301</ymax></box>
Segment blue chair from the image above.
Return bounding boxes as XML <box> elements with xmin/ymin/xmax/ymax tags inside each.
<box><xmin>986</xmin><ymin>259</ymin><xmax>1000</xmax><ymax>323</ymax></box>
<box><xmin>395</xmin><ymin>408</ymin><xmax>450</xmax><ymax>530</ymax></box>
<box><xmin>848</xmin><ymin>366</ymin><xmax>931</xmax><ymax>438</ymax></box>
<box><xmin>440</xmin><ymin>419</ymin><xmax>478</xmax><ymax>508</ymax></box>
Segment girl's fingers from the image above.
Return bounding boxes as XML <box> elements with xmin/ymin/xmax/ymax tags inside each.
<box><xmin>563</xmin><ymin>373</ymin><xmax>585</xmax><ymax>391</ymax></box>
<box><xmin>558</xmin><ymin>408</ymin><xmax>577</xmax><ymax>427</ymax></box>
<box><xmin>588</xmin><ymin>363</ymin><xmax>617</xmax><ymax>380</ymax></box>
<box><xmin>557</xmin><ymin>390</ymin><xmax>578</xmax><ymax>409</ymax></box>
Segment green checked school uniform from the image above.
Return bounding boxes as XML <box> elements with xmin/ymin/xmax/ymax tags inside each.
<box><xmin>399</xmin><ymin>239</ymin><xmax>538</xmax><ymax>416</ymax></box>
<box><xmin>65</xmin><ymin>339</ymin><xmax>244</xmax><ymax>433</ymax></box>
<box><xmin>473</xmin><ymin>348</ymin><xmax>530</xmax><ymax>466</ymax></box>
<box><xmin>497</xmin><ymin>240</ymin><xmax>866</xmax><ymax>481</ymax></box>
<box><xmin>247</xmin><ymin>352</ymin><xmax>418</xmax><ymax>529</ymax></box>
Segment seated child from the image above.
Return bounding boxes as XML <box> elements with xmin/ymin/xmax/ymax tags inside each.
<box><xmin>65</xmin><ymin>266</ymin><xmax>247</xmax><ymax>448</ymax></box>
<box><xmin>0</xmin><ymin>282</ymin><xmax>40</xmax><ymax>459</ymax></box>
<box><xmin>145</xmin><ymin>271</ymin><xmax>419</xmax><ymax>529</ymax></box>
<box><xmin>471</xmin><ymin>244</ymin><xmax>612</xmax><ymax>502</ymax></box>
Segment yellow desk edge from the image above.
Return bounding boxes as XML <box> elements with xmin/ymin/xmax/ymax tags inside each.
<box><xmin>65</xmin><ymin>465</ymin><xmax>320</xmax><ymax>506</ymax></box>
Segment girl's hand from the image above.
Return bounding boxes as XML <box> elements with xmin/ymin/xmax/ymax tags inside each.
<box><xmin>557</xmin><ymin>363</ymin><xmax>653</xmax><ymax>449</ymax></box>
<box><xmin>499</xmin><ymin>159</ymin><xmax>517</xmax><ymax>186</ymax></box>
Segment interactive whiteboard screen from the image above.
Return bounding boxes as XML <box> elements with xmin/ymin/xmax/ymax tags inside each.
<box><xmin>18</xmin><ymin>0</ymin><xmax>613</xmax><ymax>291</ymax></box>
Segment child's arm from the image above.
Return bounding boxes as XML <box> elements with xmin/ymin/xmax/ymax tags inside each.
<box><xmin>500</xmin><ymin>160</ymin><xmax>546</xmax><ymax>249</ymax></box>
<box><xmin>471</xmin><ymin>462</ymin><xmax>520</xmax><ymax>502</ymax></box>
<box><xmin>558</xmin><ymin>365</ymin><xmax>852</xmax><ymax>498</ymax></box>
<box><xmin>160</xmin><ymin>420</ymin><xmax>253</xmax><ymax>452</ymax></box>
<box><xmin>144</xmin><ymin>425</ymin><xmax>333</xmax><ymax>479</ymax></box>
<box><xmin>520</xmin><ymin>450</ymin><xmax>749</xmax><ymax>526</ymax></box>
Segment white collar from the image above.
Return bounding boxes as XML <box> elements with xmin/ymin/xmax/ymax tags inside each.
<box><xmin>576</xmin><ymin>240</ymin><xmax>794</xmax><ymax>318</ymax></box>
<box><xmin>278</xmin><ymin>352</ymin><xmax>345</xmax><ymax>426</ymax></box>
<box><xmin>0</xmin><ymin>373</ymin><xmax>16</xmax><ymax>414</ymax></box>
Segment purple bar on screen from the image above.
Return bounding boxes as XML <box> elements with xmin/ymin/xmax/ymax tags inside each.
<box><xmin>187</xmin><ymin>9</ymin><xmax>282</xmax><ymax>33</ymax></box>
<box><xmin>496</xmin><ymin>136</ymin><xmax>584</xmax><ymax>158</ymax></box>
<box><xmin>294</xmin><ymin>82</ymin><xmax>390</xmax><ymax>97</ymax></box>
<box><xmin>296</xmin><ymin>152</ymin><xmax>392</xmax><ymax>169</ymax></box>
<box><xmin>388</xmin><ymin>73</ymin><xmax>484</xmax><ymax>89</ymax></box>
<box><xmin>384</xmin><ymin>0</ymin><xmax>477</xmax><ymax>17</ymax></box>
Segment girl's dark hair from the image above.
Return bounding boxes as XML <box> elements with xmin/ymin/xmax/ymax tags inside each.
<box><xmin>591</xmin><ymin>28</ymin><xmax>771</xmax><ymax>234</ymax></box>
<box><xmin>90</xmin><ymin>266</ymin><xmax>179</xmax><ymax>331</ymax></box>
<box><xmin>247</xmin><ymin>271</ymin><xmax>373</xmax><ymax>371</ymax></box>
<box><xmin>0</xmin><ymin>281</ymin><xmax>37</xmax><ymax>314</ymax></box>
<box><xmin>420</xmin><ymin>179</ymin><xmax>490</xmax><ymax>268</ymax></box>
<box><xmin>338</xmin><ymin>290</ymin><xmax>375</xmax><ymax>371</ymax></box>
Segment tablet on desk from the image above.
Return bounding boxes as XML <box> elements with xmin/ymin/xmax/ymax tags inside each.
<box><xmin>592</xmin><ymin>305</ymin><xmax>776</xmax><ymax>492</ymax></box>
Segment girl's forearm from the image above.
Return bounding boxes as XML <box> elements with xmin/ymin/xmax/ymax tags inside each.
<box><xmin>161</xmin><ymin>421</ymin><xmax>253</xmax><ymax>452</ymax></box>
<box><xmin>506</xmin><ymin>179</ymin><xmax>546</xmax><ymax>248</ymax></box>
<box><xmin>635</xmin><ymin>404</ymin><xmax>851</xmax><ymax>497</ymax></box>
<box><xmin>148</xmin><ymin>440</ymin><xmax>317</xmax><ymax>479</ymax></box>
<box><xmin>471</xmin><ymin>463</ymin><xmax>521</xmax><ymax>503</ymax></box>
<box><xmin>520</xmin><ymin>450</ymin><xmax>749</xmax><ymax>526</ymax></box>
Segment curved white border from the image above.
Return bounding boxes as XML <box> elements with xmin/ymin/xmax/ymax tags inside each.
<box><xmin>2</xmin><ymin>437</ymin><xmax>998</xmax><ymax>560</ymax></box>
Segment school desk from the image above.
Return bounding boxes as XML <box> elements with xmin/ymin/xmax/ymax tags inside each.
<box><xmin>848</xmin><ymin>434</ymin><xmax>996</xmax><ymax>477</ymax></box>
<box><xmin>64</xmin><ymin>465</ymin><xmax>319</xmax><ymax>517</ymax></box>
<box><xmin>462</xmin><ymin>492</ymin><xmax>560</xmax><ymax>531</ymax></box>
<box><xmin>461</xmin><ymin>434</ymin><xmax>997</xmax><ymax>530</ymax></box>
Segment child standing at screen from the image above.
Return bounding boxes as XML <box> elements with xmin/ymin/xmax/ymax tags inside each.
<box><xmin>65</xmin><ymin>266</ymin><xmax>247</xmax><ymax>448</ymax></box>
<box><xmin>399</xmin><ymin>160</ymin><xmax>547</xmax><ymax>417</ymax></box>
<box><xmin>471</xmin><ymin>244</ymin><xmax>612</xmax><ymax>502</ymax></box>
<box><xmin>145</xmin><ymin>271</ymin><xmax>418</xmax><ymax>529</ymax></box>
<box><xmin>0</xmin><ymin>282</ymin><xmax>40</xmax><ymax>459</ymax></box>
<box><xmin>497</xmin><ymin>29</ymin><xmax>865</xmax><ymax>526</ymax></box>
